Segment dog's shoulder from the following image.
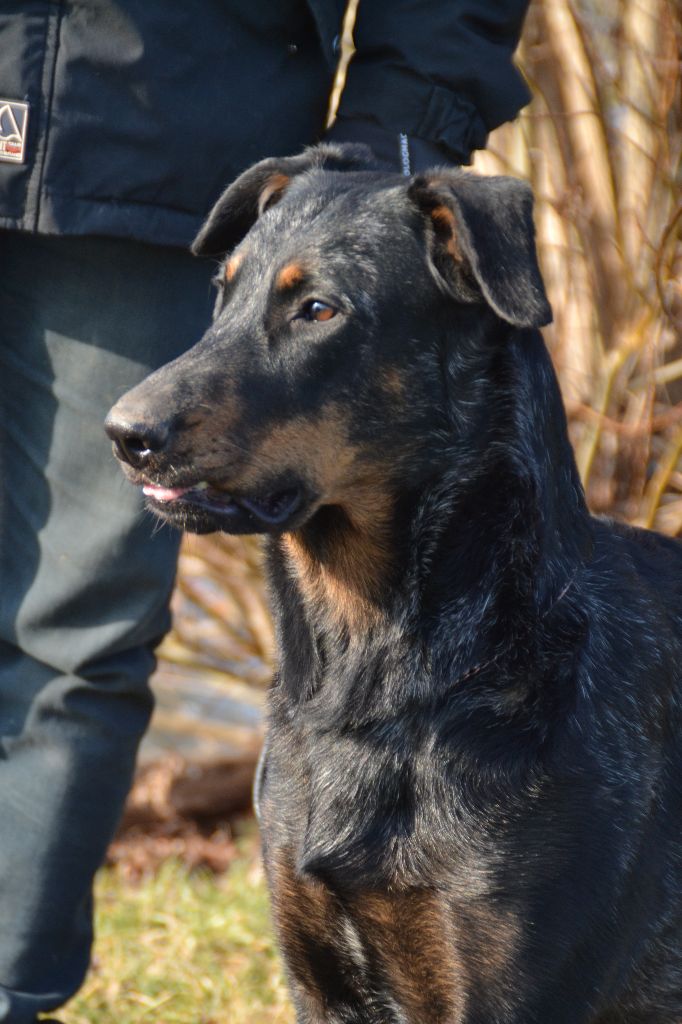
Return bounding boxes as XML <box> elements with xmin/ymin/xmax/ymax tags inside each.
<box><xmin>590</xmin><ymin>517</ymin><xmax>682</xmax><ymax>613</ymax></box>
<box><xmin>574</xmin><ymin>518</ymin><xmax>682</xmax><ymax>752</ymax></box>
<box><xmin>615</xmin><ymin>519</ymin><xmax>682</xmax><ymax>578</ymax></box>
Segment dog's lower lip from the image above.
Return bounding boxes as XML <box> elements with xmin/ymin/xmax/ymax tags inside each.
<box><xmin>142</xmin><ymin>482</ymin><xmax>209</xmax><ymax>503</ymax></box>
<box><xmin>239</xmin><ymin>488</ymin><xmax>301</xmax><ymax>525</ymax></box>
<box><xmin>142</xmin><ymin>480</ymin><xmax>302</xmax><ymax>526</ymax></box>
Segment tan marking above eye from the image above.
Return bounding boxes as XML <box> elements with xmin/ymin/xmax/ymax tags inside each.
<box><xmin>276</xmin><ymin>262</ymin><xmax>306</xmax><ymax>290</ymax></box>
<box><xmin>225</xmin><ymin>252</ymin><xmax>243</xmax><ymax>282</ymax></box>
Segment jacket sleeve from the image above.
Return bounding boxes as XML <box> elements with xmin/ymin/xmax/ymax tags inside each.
<box><xmin>330</xmin><ymin>0</ymin><xmax>531</xmax><ymax>167</ymax></box>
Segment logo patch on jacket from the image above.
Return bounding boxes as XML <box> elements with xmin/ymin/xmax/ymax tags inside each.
<box><xmin>0</xmin><ymin>101</ymin><xmax>29</xmax><ymax>164</ymax></box>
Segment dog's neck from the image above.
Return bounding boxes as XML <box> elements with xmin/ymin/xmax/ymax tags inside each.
<box><xmin>429</xmin><ymin>327</ymin><xmax>590</xmax><ymax>595</ymax></box>
<box><xmin>411</xmin><ymin>326</ymin><xmax>592</xmax><ymax>682</ymax></box>
<box><xmin>270</xmin><ymin>325</ymin><xmax>592</xmax><ymax>712</ymax></box>
<box><xmin>280</xmin><ymin>494</ymin><xmax>395</xmax><ymax>633</ymax></box>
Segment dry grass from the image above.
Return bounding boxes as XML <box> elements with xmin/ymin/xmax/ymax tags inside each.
<box><xmin>68</xmin><ymin>833</ymin><xmax>293</xmax><ymax>1024</ymax></box>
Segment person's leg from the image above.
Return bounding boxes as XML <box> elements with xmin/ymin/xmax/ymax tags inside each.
<box><xmin>0</xmin><ymin>232</ymin><xmax>214</xmax><ymax>1021</ymax></box>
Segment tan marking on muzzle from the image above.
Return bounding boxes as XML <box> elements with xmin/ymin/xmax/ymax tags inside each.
<box><xmin>238</xmin><ymin>404</ymin><xmax>393</xmax><ymax>626</ymax></box>
<box><xmin>266</xmin><ymin>412</ymin><xmax>394</xmax><ymax>626</ymax></box>
<box><xmin>238</xmin><ymin>405</ymin><xmax>356</xmax><ymax>498</ymax></box>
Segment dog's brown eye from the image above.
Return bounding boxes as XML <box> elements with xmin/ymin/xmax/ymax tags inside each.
<box><xmin>301</xmin><ymin>300</ymin><xmax>336</xmax><ymax>323</ymax></box>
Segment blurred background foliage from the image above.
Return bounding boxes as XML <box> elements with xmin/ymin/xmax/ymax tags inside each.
<box><xmin>155</xmin><ymin>0</ymin><xmax>681</xmax><ymax>705</ymax></box>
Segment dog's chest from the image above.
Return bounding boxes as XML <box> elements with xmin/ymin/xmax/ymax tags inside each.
<box><xmin>265</xmin><ymin>844</ymin><xmax>487</xmax><ymax>1024</ymax></box>
<box><xmin>261</xmin><ymin>710</ymin><xmax>465</xmax><ymax>883</ymax></box>
<box><xmin>258</xmin><ymin>718</ymin><xmax>529</xmax><ymax>1021</ymax></box>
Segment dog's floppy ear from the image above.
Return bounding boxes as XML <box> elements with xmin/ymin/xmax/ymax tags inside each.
<box><xmin>409</xmin><ymin>171</ymin><xmax>552</xmax><ymax>329</ymax></box>
<box><xmin>192</xmin><ymin>143</ymin><xmax>377</xmax><ymax>258</ymax></box>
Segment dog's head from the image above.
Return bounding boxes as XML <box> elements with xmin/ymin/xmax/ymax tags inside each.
<box><xmin>106</xmin><ymin>143</ymin><xmax>551</xmax><ymax>537</ymax></box>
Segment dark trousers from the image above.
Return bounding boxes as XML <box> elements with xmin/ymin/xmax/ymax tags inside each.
<box><xmin>0</xmin><ymin>232</ymin><xmax>213</xmax><ymax>1021</ymax></box>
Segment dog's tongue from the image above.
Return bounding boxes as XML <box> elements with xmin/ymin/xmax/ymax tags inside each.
<box><xmin>142</xmin><ymin>483</ymin><xmax>192</xmax><ymax>503</ymax></box>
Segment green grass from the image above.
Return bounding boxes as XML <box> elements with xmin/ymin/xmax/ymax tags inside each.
<box><xmin>65</xmin><ymin>833</ymin><xmax>294</xmax><ymax>1024</ymax></box>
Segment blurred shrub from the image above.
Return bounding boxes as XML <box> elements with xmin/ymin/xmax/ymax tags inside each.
<box><xmin>474</xmin><ymin>0</ymin><xmax>681</xmax><ymax>531</ymax></box>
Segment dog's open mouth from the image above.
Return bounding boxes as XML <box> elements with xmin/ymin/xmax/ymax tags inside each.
<box><xmin>142</xmin><ymin>480</ymin><xmax>302</xmax><ymax>528</ymax></box>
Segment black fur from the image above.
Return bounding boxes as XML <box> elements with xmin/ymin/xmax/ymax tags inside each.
<box><xmin>107</xmin><ymin>144</ymin><xmax>682</xmax><ymax>1024</ymax></box>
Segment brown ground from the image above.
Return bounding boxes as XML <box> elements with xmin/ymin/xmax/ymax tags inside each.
<box><xmin>108</xmin><ymin>752</ymin><xmax>258</xmax><ymax>879</ymax></box>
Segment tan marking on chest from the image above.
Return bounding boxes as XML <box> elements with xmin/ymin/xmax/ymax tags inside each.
<box><xmin>268</xmin><ymin>851</ymin><xmax>348</xmax><ymax>1013</ymax></box>
<box><xmin>351</xmin><ymin>889</ymin><xmax>466</xmax><ymax>1023</ymax></box>
<box><xmin>270</xmin><ymin>854</ymin><xmax>474</xmax><ymax>1024</ymax></box>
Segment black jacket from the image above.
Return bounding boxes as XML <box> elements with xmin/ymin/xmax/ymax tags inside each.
<box><xmin>0</xmin><ymin>0</ymin><xmax>530</xmax><ymax>248</ymax></box>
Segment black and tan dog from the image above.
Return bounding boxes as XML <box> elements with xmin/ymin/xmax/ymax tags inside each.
<box><xmin>106</xmin><ymin>145</ymin><xmax>682</xmax><ymax>1024</ymax></box>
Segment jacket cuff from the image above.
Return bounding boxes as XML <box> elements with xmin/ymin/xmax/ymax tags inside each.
<box><xmin>326</xmin><ymin>117</ymin><xmax>461</xmax><ymax>174</ymax></box>
<box><xmin>335</xmin><ymin>62</ymin><xmax>489</xmax><ymax>165</ymax></box>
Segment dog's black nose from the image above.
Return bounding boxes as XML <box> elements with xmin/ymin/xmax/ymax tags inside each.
<box><xmin>104</xmin><ymin>414</ymin><xmax>169</xmax><ymax>468</ymax></box>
